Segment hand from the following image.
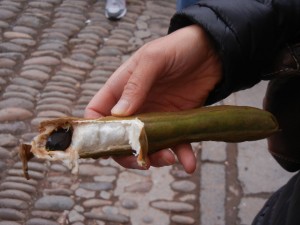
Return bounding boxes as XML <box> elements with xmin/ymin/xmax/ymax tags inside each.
<box><xmin>85</xmin><ymin>25</ymin><xmax>222</xmax><ymax>173</ymax></box>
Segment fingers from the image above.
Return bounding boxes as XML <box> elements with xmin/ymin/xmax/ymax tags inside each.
<box><xmin>111</xmin><ymin>46</ymin><xmax>165</xmax><ymax>116</ymax></box>
<box><xmin>112</xmin><ymin>144</ymin><xmax>197</xmax><ymax>174</ymax></box>
<box><xmin>173</xmin><ymin>143</ymin><xmax>197</xmax><ymax>174</ymax></box>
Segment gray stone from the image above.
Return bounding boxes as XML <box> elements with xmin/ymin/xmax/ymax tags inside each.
<box><xmin>0</xmin><ymin>58</ymin><xmax>16</xmax><ymax>68</ymax></box>
<box><xmin>79</xmin><ymin>164</ymin><xmax>118</xmax><ymax>176</ymax></box>
<box><xmin>20</xmin><ymin>69</ymin><xmax>50</xmax><ymax>82</ymax></box>
<box><xmin>0</xmin><ymin>42</ymin><xmax>27</xmax><ymax>52</ymax></box>
<box><xmin>0</xmin><ymin>182</ymin><xmax>36</xmax><ymax>193</ymax></box>
<box><xmin>84</xmin><ymin>212</ymin><xmax>130</xmax><ymax>223</ymax></box>
<box><xmin>0</xmin><ymin>98</ymin><xmax>34</xmax><ymax>110</ymax></box>
<box><xmin>171</xmin><ymin>180</ymin><xmax>196</xmax><ymax>192</ymax></box>
<box><xmin>125</xmin><ymin>181</ymin><xmax>152</xmax><ymax>193</ymax></box>
<box><xmin>44</xmin><ymin>188</ymin><xmax>73</xmax><ymax>196</ymax></box>
<box><xmin>0</xmin><ymin>121</ymin><xmax>27</xmax><ymax>134</ymax></box>
<box><xmin>16</xmin><ymin>15</ymin><xmax>43</xmax><ymax>28</ymax></box>
<box><xmin>0</xmin><ymin>222</ymin><xmax>20</xmax><ymax>225</ymax></box>
<box><xmin>0</xmin><ymin>208</ymin><xmax>25</xmax><ymax>221</ymax></box>
<box><xmin>25</xmin><ymin>218</ymin><xmax>59</xmax><ymax>225</ymax></box>
<box><xmin>79</xmin><ymin>182</ymin><xmax>113</xmax><ymax>191</ymax></box>
<box><xmin>68</xmin><ymin>210</ymin><xmax>84</xmax><ymax>223</ymax></box>
<box><xmin>0</xmin><ymin>146</ymin><xmax>12</xmax><ymax>158</ymax></box>
<box><xmin>30</xmin><ymin>210</ymin><xmax>61</xmax><ymax>220</ymax></box>
<box><xmin>62</xmin><ymin>58</ymin><xmax>93</xmax><ymax>70</ymax></box>
<box><xmin>3</xmin><ymin>31</ymin><xmax>32</xmax><ymax>39</ymax></box>
<box><xmin>82</xmin><ymin>199</ymin><xmax>112</xmax><ymax>208</ymax></box>
<box><xmin>171</xmin><ymin>215</ymin><xmax>195</xmax><ymax>224</ymax></box>
<box><xmin>0</xmin><ymin>198</ymin><xmax>28</xmax><ymax>209</ymax></box>
<box><xmin>0</xmin><ymin>107</ymin><xmax>33</xmax><ymax>121</ymax></box>
<box><xmin>6</xmin><ymin>84</ymin><xmax>39</xmax><ymax>96</ymax></box>
<box><xmin>0</xmin><ymin>189</ymin><xmax>31</xmax><ymax>201</ymax></box>
<box><xmin>24</xmin><ymin>56</ymin><xmax>60</xmax><ymax>66</ymax></box>
<box><xmin>151</xmin><ymin>200</ymin><xmax>194</xmax><ymax>212</ymax></box>
<box><xmin>0</xmin><ymin>9</ymin><xmax>16</xmax><ymax>20</ymax></box>
<box><xmin>75</xmin><ymin>188</ymin><xmax>95</xmax><ymax>198</ymax></box>
<box><xmin>0</xmin><ymin>68</ymin><xmax>13</xmax><ymax>77</ymax></box>
<box><xmin>0</xmin><ymin>134</ymin><xmax>18</xmax><ymax>147</ymax></box>
<box><xmin>35</xmin><ymin>195</ymin><xmax>75</xmax><ymax>211</ymax></box>
<box><xmin>121</xmin><ymin>198</ymin><xmax>138</xmax><ymax>209</ymax></box>
<box><xmin>10</xmin><ymin>38</ymin><xmax>36</xmax><ymax>47</ymax></box>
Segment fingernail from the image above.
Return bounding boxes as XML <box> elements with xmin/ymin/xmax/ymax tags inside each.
<box><xmin>111</xmin><ymin>99</ymin><xmax>130</xmax><ymax>115</ymax></box>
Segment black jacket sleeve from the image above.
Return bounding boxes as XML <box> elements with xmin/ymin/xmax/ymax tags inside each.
<box><xmin>168</xmin><ymin>0</ymin><xmax>300</xmax><ymax>104</ymax></box>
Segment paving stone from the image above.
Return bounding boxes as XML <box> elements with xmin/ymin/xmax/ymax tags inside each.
<box><xmin>0</xmin><ymin>98</ymin><xmax>34</xmax><ymax>110</ymax></box>
<box><xmin>0</xmin><ymin>9</ymin><xmax>16</xmax><ymax>20</ymax></box>
<box><xmin>0</xmin><ymin>146</ymin><xmax>12</xmax><ymax>158</ymax></box>
<box><xmin>171</xmin><ymin>180</ymin><xmax>197</xmax><ymax>193</ymax></box>
<box><xmin>13</xmin><ymin>26</ymin><xmax>38</xmax><ymax>36</ymax></box>
<box><xmin>10</xmin><ymin>38</ymin><xmax>37</xmax><ymax>47</ymax></box>
<box><xmin>79</xmin><ymin>164</ymin><xmax>118</xmax><ymax>176</ymax></box>
<box><xmin>75</xmin><ymin>188</ymin><xmax>96</xmax><ymax>198</ymax></box>
<box><xmin>8</xmin><ymin>169</ymin><xmax>45</xmax><ymax>180</ymax></box>
<box><xmin>0</xmin><ymin>189</ymin><xmax>31</xmax><ymax>201</ymax></box>
<box><xmin>47</xmin><ymin>176</ymin><xmax>72</xmax><ymax>185</ymax></box>
<box><xmin>0</xmin><ymin>58</ymin><xmax>16</xmax><ymax>68</ymax></box>
<box><xmin>26</xmin><ymin>218</ymin><xmax>59</xmax><ymax>225</ymax></box>
<box><xmin>0</xmin><ymin>20</ymin><xmax>9</xmax><ymax>28</ymax></box>
<box><xmin>84</xmin><ymin>212</ymin><xmax>130</xmax><ymax>224</ymax></box>
<box><xmin>24</xmin><ymin>56</ymin><xmax>60</xmax><ymax>66</ymax></box>
<box><xmin>0</xmin><ymin>134</ymin><xmax>18</xmax><ymax>147</ymax></box>
<box><xmin>6</xmin><ymin>84</ymin><xmax>39</xmax><ymax>96</ymax></box>
<box><xmin>125</xmin><ymin>181</ymin><xmax>152</xmax><ymax>193</ymax></box>
<box><xmin>0</xmin><ymin>68</ymin><xmax>13</xmax><ymax>77</ymax></box>
<box><xmin>3</xmin><ymin>31</ymin><xmax>32</xmax><ymax>39</ymax></box>
<box><xmin>0</xmin><ymin>107</ymin><xmax>32</xmax><ymax>122</ymax></box>
<box><xmin>5</xmin><ymin>176</ymin><xmax>38</xmax><ymax>186</ymax></box>
<box><xmin>151</xmin><ymin>200</ymin><xmax>194</xmax><ymax>212</ymax></box>
<box><xmin>0</xmin><ymin>121</ymin><xmax>27</xmax><ymax>134</ymax></box>
<box><xmin>120</xmin><ymin>198</ymin><xmax>138</xmax><ymax>209</ymax></box>
<box><xmin>44</xmin><ymin>188</ymin><xmax>73</xmax><ymax>196</ymax></box>
<box><xmin>20</xmin><ymin>69</ymin><xmax>50</xmax><ymax>82</ymax></box>
<box><xmin>0</xmin><ymin>42</ymin><xmax>27</xmax><ymax>52</ymax></box>
<box><xmin>0</xmin><ymin>221</ymin><xmax>21</xmax><ymax>225</ymax></box>
<box><xmin>30</xmin><ymin>210</ymin><xmax>61</xmax><ymax>220</ymax></box>
<box><xmin>82</xmin><ymin>199</ymin><xmax>112</xmax><ymax>208</ymax></box>
<box><xmin>68</xmin><ymin>210</ymin><xmax>84</xmax><ymax>223</ymax></box>
<box><xmin>0</xmin><ymin>198</ymin><xmax>28</xmax><ymax>209</ymax></box>
<box><xmin>36</xmin><ymin>104</ymin><xmax>72</xmax><ymax>114</ymax></box>
<box><xmin>171</xmin><ymin>215</ymin><xmax>195</xmax><ymax>224</ymax></box>
<box><xmin>62</xmin><ymin>57</ymin><xmax>93</xmax><ymax>70</ymax></box>
<box><xmin>0</xmin><ymin>208</ymin><xmax>25</xmax><ymax>221</ymax></box>
<box><xmin>37</xmin><ymin>110</ymin><xmax>67</xmax><ymax>118</ymax></box>
<box><xmin>79</xmin><ymin>182</ymin><xmax>113</xmax><ymax>191</ymax></box>
<box><xmin>34</xmin><ymin>195</ymin><xmax>75</xmax><ymax>211</ymax></box>
<box><xmin>201</xmin><ymin>141</ymin><xmax>227</xmax><ymax>162</ymax></box>
<box><xmin>0</xmin><ymin>181</ymin><xmax>36</xmax><ymax>193</ymax></box>
<box><xmin>16</xmin><ymin>15</ymin><xmax>43</xmax><ymax>28</ymax></box>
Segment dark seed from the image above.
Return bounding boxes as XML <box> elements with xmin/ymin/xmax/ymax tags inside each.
<box><xmin>46</xmin><ymin>127</ymin><xmax>72</xmax><ymax>151</ymax></box>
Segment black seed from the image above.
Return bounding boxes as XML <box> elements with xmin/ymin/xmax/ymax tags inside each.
<box><xmin>46</xmin><ymin>127</ymin><xmax>72</xmax><ymax>151</ymax></box>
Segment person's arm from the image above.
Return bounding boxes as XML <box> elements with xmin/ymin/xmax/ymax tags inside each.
<box><xmin>169</xmin><ymin>0</ymin><xmax>300</xmax><ymax>104</ymax></box>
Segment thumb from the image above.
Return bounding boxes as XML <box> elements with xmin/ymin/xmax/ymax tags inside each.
<box><xmin>111</xmin><ymin>71</ymin><xmax>153</xmax><ymax>116</ymax></box>
<box><xmin>111</xmin><ymin>52</ymin><xmax>163</xmax><ymax>116</ymax></box>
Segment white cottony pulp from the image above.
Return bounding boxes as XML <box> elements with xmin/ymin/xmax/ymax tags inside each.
<box><xmin>31</xmin><ymin>118</ymin><xmax>145</xmax><ymax>174</ymax></box>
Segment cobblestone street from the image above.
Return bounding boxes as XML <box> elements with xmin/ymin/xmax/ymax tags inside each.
<box><xmin>0</xmin><ymin>0</ymin><xmax>296</xmax><ymax>225</ymax></box>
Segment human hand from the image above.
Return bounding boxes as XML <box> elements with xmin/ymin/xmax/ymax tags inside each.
<box><xmin>85</xmin><ymin>25</ymin><xmax>222</xmax><ymax>173</ymax></box>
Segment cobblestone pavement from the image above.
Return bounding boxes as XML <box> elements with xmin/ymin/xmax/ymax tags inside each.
<box><xmin>0</xmin><ymin>0</ymin><xmax>296</xmax><ymax>225</ymax></box>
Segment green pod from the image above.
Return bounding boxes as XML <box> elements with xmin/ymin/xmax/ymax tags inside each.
<box><xmin>19</xmin><ymin>105</ymin><xmax>278</xmax><ymax>179</ymax></box>
<box><xmin>135</xmin><ymin>105</ymin><xmax>279</xmax><ymax>153</ymax></box>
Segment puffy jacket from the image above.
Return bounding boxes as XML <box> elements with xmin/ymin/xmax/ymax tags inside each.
<box><xmin>168</xmin><ymin>0</ymin><xmax>300</xmax><ymax>104</ymax></box>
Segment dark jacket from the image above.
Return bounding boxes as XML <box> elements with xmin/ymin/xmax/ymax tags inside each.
<box><xmin>168</xmin><ymin>2</ymin><xmax>300</xmax><ymax>224</ymax></box>
<box><xmin>168</xmin><ymin>0</ymin><xmax>300</xmax><ymax>104</ymax></box>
